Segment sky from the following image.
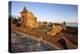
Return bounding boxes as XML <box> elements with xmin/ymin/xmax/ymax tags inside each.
<box><xmin>9</xmin><ymin>1</ymin><xmax>78</xmax><ymax>23</ymax></box>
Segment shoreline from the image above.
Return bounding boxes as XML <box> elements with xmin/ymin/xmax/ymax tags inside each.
<box><xmin>63</xmin><ymin>26</ymin><xmax>78</xmax><ymax>35</ymax></box>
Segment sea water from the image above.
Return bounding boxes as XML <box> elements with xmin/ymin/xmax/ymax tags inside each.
<box><xmin>66</xmin><ymin>23</ymin><xmax>78</xmax><ymax>27</ymax></box>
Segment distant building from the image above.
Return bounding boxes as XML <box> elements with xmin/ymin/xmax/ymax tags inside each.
<box><xmin>20</xmin><ymin>7</ymin><xmax>38</xmax><ymax>28</ymax></box>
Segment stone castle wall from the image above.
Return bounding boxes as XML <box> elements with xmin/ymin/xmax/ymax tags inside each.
<box><xmin>20</xmin><ymin>7</ymin><xmax>38</xmax><ymax>28</ymax></box>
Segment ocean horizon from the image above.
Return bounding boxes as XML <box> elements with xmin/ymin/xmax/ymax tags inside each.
<box><xmin>66</xmin><ymin>23</ymin><xmax>78</xmax><ymax>27</ymax></box>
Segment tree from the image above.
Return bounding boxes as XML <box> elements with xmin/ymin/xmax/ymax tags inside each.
<box><xmin>12</xmin><ymin>18</ymin><xmax>18</xmax><ymax>24</ymax></box>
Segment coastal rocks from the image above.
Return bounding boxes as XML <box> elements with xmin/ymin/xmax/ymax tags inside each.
<box><xmin>11</xmin><ymin>33</ymin><xmax>17</xmax><ymax>44</ymax></box>
<box><xmin>11</xmin><ymin>32</ymin><xmax>55</xmax><ymax>52</ymax></box>
<box><xmin>47</xmin><ymin>24</ymin><xmax>63</xmax><ymax>36</ymax></box>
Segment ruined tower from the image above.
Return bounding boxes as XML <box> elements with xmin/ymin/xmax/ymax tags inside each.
<box><xmin>20</xmin><ymin>7</ymin><xmax>38</xmax><ymax>28</ymax></box>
